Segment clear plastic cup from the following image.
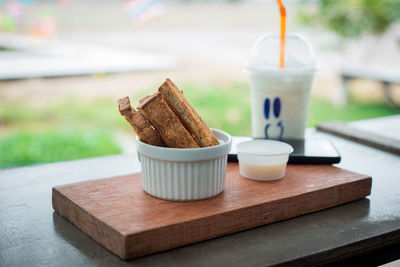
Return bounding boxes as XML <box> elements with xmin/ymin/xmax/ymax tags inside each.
<box><xmin>237</xmin><ymin>140</ymin><xmax>293</xmax><ymax>181</ymax></box>
<box><xmin>244</xmin><ymin>33</ymin><xmax>317</xmax><ymax>139</ymax></box>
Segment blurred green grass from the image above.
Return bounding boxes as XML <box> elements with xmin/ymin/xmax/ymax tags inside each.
<box><xmin>0</xmin><ymin>82</ymin><xmax>398</xmax><ymax>169</ymax></box>
<box><xmin>0</xmin><ymin>128</ymin><xmax>122</xmax><ymax>169</ymax></box>
<box><xmin>308</xmin><ymin>97</ymin><xmax>399</xmax><ymax>124</ymax></box>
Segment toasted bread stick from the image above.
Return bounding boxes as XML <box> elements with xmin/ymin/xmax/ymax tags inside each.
<box><xmin>118</xmin><ymin>96</ymin><xmax>165</xmax><ymax>147</ymax></box>
<box><xmin>137</xmin><ymin>92</ymin><xmax>199</xmax><ymax>148</ymax></box>
<box><xmin>159</xmin><ymin>79</ymin><xmax>219</xmax><ymax>147</ymax></box>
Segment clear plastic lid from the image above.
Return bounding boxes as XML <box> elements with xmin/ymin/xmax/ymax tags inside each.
<box><xmin>244</xmin><ymin>33</ymin><xmax>317</xmax><ymax>74</ymax></box>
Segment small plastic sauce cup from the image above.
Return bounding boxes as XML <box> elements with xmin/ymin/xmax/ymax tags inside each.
<box><xmin>237</xmin><ymin>140</ymin><xmax>294</xmax><ymax>181</ymax></box>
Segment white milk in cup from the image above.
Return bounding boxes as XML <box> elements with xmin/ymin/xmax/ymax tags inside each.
<box><xmin>244</xmin><ymin>33</ymin><xmax>317</xmax><ymax>139</ymax></box>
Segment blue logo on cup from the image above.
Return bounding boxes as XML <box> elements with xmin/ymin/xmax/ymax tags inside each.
<box><xmin>264</xmin><ymin>97</ymin><xmax>284</xmax><ymax>139</ymax></box>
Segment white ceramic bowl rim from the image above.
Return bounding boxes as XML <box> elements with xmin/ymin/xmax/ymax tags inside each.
<box><xmin>137</xmin><ymin>128</ymin><xmax>232</xmax><ymax>162</ymax></box>
<box><xmin>236</xmin><ymin>140</ymin><xmax>294</xmax><ymax>157</ymax></box>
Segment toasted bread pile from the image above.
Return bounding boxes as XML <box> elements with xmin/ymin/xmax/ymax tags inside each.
<box><xmin>118</xmin><ymin>79</ymin><xmax>219</xmax><ymax>148</ymax></box>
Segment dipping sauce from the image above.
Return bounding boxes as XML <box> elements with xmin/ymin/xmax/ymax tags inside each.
<box><xmin>236</xmin><ymin>140</ymin><xmax>293</xmax><ymax>181</ymax></box>
<box><xmin>239</xmin><ymin>162</ymin><xmax>287</xmax><ymax>181</ymax></box>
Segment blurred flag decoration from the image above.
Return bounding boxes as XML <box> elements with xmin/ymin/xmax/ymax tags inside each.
<box><xmin>0</xmin><ymin>0</ymin><xmax>164</xmax><ymax>36</ymax></box>
<box><xmin>0</xmin><ymin>14</ymin><xmax>17</xmax><ymax>31</ymax></box>
<box><xmin>124</xmin><ymin>0</ymin><xmax>165</xmax><ymax>26</ymax></box>
<box><xmin>6</xmin><ymin>1</ymin><xmax>23</xmax><ymax>19</ymax></box>
<box><xmin>20</xmin><ymin>0</ymin><xmax>33</xmax><ymax>4</ymax></box>
<box><xmin>29</xmin><ymin>8</ymin><xmax>57</xmax><ymax>38</ymax></box>
<box><xmin>0</xmin><ymin>0</ymin><xmax>59</xmax><ymax>37</ymax></box>
<box><xmin>0</xmin><ymin>0</ymin><xmax>23</xmax><ymax>31</ymax></box>
<box><xmin>57</xmin><ymin>0</ymin><xmax>69</xmax><ymax>5</ymax></box>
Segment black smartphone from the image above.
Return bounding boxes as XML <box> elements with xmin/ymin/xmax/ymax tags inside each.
<box><xmin>228</xmin><ymin>136</ymin><xmax>341</xmax><ymax>164</ymax></box>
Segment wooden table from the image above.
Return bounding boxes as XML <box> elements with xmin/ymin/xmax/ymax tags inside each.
<box><xmin>339</xmin><ymin>67</ymin><xmax>400</xmax><ymax>106</ymax></box>
<box><xmin>1</xmin><ymin>129</ymin><xmax>399</xmax><ymax>266</ymax></box>
<box><xmin>318</xmin><ymin>115</ymin><xmax>400</xmax><ymax>155</ymax></box>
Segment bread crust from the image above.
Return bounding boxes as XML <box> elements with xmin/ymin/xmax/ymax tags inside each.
<box><xmin>137</xmin><ymin>92</ymin><xmax>199</xmax><ymax>148</ymax></box>
<box><xmin>159</xmin><ymin>79</ymin><xmax>219</xmax><ymax>147</ymax></box>
<box><xmin>118</xmin><ymin>96</ymin><xmax>165</xmax><ymax>147</ymax></box>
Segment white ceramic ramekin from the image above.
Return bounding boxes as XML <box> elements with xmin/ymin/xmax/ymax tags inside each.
<box><xmin>137</xmin><ymin>129</ymin><xmax>232</xmax><ymax>201</ymax></box>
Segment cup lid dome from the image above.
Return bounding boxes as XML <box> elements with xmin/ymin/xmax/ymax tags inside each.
<box><xmin>244</xmin><ymin>33</ymin><xmax>317</xmax><ymax>74</ymax></box>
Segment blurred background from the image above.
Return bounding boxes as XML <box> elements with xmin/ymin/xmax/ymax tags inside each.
<box><xmin>0</xmin><ymin>0</ymin><xmax>399</xmax><ymax>168</ymax></box>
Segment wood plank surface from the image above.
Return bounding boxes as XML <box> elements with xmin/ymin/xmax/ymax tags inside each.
<box><xmin>52</xmin><ymin>163</ymin><xmax>372</xmax><ymax>260</ymax></box>
<box><xmin>317</xmin><ymin>116</ymin><xmax>400</xmax><ymax>155</ymax></box>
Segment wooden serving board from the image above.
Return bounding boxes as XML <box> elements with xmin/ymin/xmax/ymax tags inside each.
<box><xmin>52</xmin><ymin>163</ymin><xmax>371</xmax><ymax>260</ymax></box>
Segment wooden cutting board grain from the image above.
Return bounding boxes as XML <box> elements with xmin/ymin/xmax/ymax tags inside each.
<box><xmin>52</xmin><ymin>163</ymin><xmax>371</xmax><ymax>260</ymax></box>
